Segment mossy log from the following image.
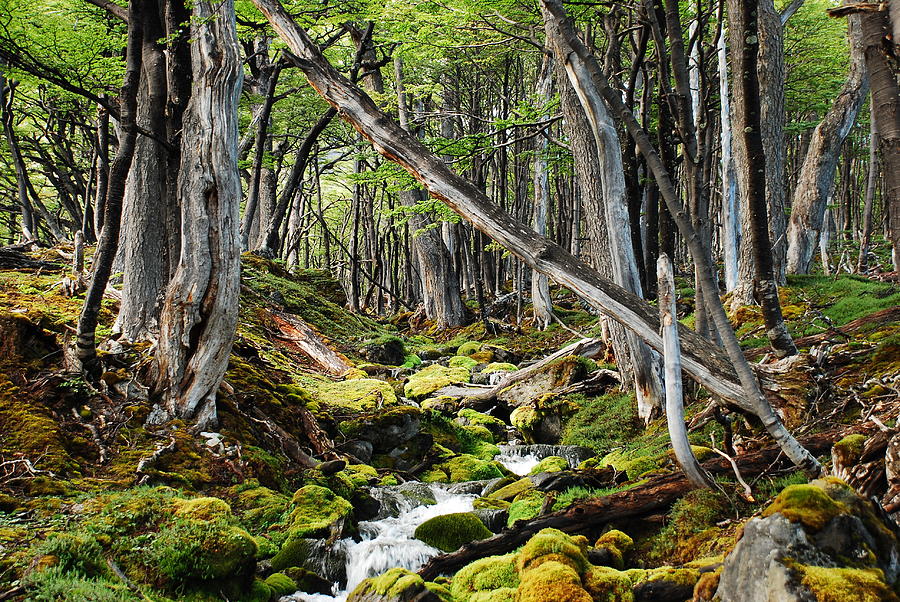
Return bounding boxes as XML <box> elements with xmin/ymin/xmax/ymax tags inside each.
<box><xmin>269</xmin><ymin>309</ymin><xmax>352</xmax><ymax>376</ymax></box>
<box><xmin>0</xmin><ymin>247</ymin><xmax>63</xmax><ymax>271</ymax></box>
<box><xmin>417</xmin><ymin>430</ymin><xmax>839</xmax><ymax>580</ymax></box>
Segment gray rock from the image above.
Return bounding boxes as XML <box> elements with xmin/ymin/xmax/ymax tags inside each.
<box><xmin>472</xmin><ymin>508</ymin><xmax>508</xmax><ymax>533</ymax></box>
<box><xmin>447</xmin><ymin>480</ymin><xmax>494</xmax><ymax>495</ymax></box>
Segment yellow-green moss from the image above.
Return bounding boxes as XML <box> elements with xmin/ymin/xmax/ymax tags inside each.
<box><xmin>515</xmin><ymin>560</ymin><xmax>592</xmax><ymax>602</ymax></box>
<box><xmin>423</xmin><ymin>454</ymin><xmax>505</xmax><ymax>483</ymax></box>
<box><xmin>517</xmin><ymin>528</ymin><xmax>589</xmax><ymax>574</ymax></box>
<box><xmin>414</xmin><ymin>512</ymin><xmax>493</xmax><ymax>552</ymax></box>
<box><xmin>529</xmin><ymin>456</ymin><xmax>569</xmax><ymax>475</ymax></box>
<box><xmin>341</xmin><ymin>463</ymin><xmax>379</xmax><ymax>487</ymax></box>
<box><xmin>264</xmin><ymin>572</ymin><xmax>298</xmax><ymax>597</ymax></box>
<box><xmin>450</xmin><ymin>553</ymin><xmax>519</xmax><ymax>601</ymax></box>
<box><xmin>487</xmin><ymin>477</ymin><xmax>534</xmax><ymax>501</ymax></box>
<box><xmin>233</xmin><ymin>486</ymin><xmax>290</xmax><ymax>533</ymax></box>
<box><xmin>795</xmin><ymin>565</ymin><xmax>899</xmax><ymax>602</ymax></box>
<box><xmin>350</xmin><ymin>567</ymin><xmax>426</xmax><ymax>599</ymax></box>
<box><xmin>506</xmin><ymin>491</ymin><xmax>545</xmax><ymax>527</ymax></box>
<box><xmin>173</xmin><ymin>497</ymin><xmax>232</xmax><ymax>521</ymax></box>
<box><xmin>833</xmin><ymin>434</ymin><xmax>867</xmax><ymax>462</ymax></box>
<box><xmin>594</xmin><ymin>530</ymin><xmax>633</xmax><ymax>570</ymax></box>
<box><xmin>582</xmin><ymin>566</ymin><xmax>635</xmax><ymax>602</ymax></box>
<box><xmin>311</xmin><ymin>377</ymin><xmax>399</xmax><ymax>413</ymax></box>
<box><xmin>762</xmin><ymin>483</ymin><xmax>845</xmax><ymax>531</ymax></box>
<box><xmin>449</xmin><ymin>355</ymin><xmax>479</xmax><ymax>370</ymax></box>
<box><xmin>405</xmin><ymin>364</ymin><xmax>471</xmax><ymax>400</ymax></box>
<box><xmin>457</xmin><ymin>341</ymin><xmax>483</xmax><ymax>356</ymax></box>
<box><xmin>480</xmin><ymin>362</ymin><xmax>517</xmax><ymax>374</ymax></box>
<box><xmin>284</xmin><ymin>485</ymin><xmax>353</xmax><ymax>540</ymax></box>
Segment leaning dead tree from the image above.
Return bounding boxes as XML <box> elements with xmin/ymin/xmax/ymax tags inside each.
<box><xmin>249</xmin><ymin>0</ymin><xmax>821</xmax><ymax>475</ymax></box>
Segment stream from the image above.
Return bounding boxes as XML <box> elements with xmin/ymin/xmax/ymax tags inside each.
<box><xmin>283</xmin><ymin>445</ymin><xmax>594</xmax><ymax>601</ymax></box>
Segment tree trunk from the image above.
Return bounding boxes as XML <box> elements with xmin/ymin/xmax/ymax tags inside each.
<box><xmin>658</xmin><ymin>253</ymin><xmax>712</xmax><ymax>488</ymax></box>
<box><xmin>729</xmin><ymin>0</ymin><xmax>797</xmax><ymax>358</ymax></box>
<box><xmin>546</xmin><ymin>6</ymin><xmax>663</xmax><ymax>420</ymax></box>
<box><xmin>0</xmin><ymin>77</ymin><xmax>36</xmax><ymax>241</ymax></box>
<box><xmin>859</xmin><ymin>4</ymin><xmax>900</xmax><ymax>270</ymax></box>
<box><xmin>531</xmin><ymin>54</ymin><xmax>553</xmax><ymax>330</ymax></box>
<box><xmin>858</xmin><ymin>106</ymin><xmax>878</xmax><ymax>273</ymax></box>
<box><xmin>717</xmin><ymin>28</ymin><xmax>740</xmax><ymax>292</ymax></box>
<box><xmin>393</xmin><ymin>56</ymin><xmax>466</xmax><ymax>328</ymax></box>
<box><xmin>155</xmin><ymin>0</ymin><xmax>242</xmax><ymax>429</ymax></box>
<box><xmin>76</xmin><ymin>0</ymin><xmax>143</xmax><ymax>366</ymax></box>
<box><xmin>786</xmin><ymin>13</ymin><xmax>868</xmax><ymax>274</ymax></box>
<box><xmin>116</xmin><ymin>0</ymin><xmax>176</xmax><ymax>342</ymax></box>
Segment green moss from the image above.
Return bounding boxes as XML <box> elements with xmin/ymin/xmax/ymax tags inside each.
<box><xmin>450</xmin><ymin>553</ymin><xmax>520</xmax><ymax>601</ymax></box>
<box><xmin>833</xmin><ymin>434</ymin><xmax>867</xmax><ymax>462</ymax></box>
<box><xmin>405</xmin><ymin>364</ymin><xmax>471</xmax><ymax>400</ymax></box>
<box><xmin>425</xmin><ymin>581</ymin><xmax>454</xmax><ymax>602</ymax></box>
<box><xmin>150</xmin><ymin>520</ymin><xmax>257</xmax><ymax>581</ymax></box>
<box><xmin>414</xmin><ymin>512</ymin><xmax>493</xmax><ymax>552</ymax></box>
<box><xmin>23</xmin><ymin>567</ymin><xmax>141</xmax><ymax>602</ymax></box>
<box><xmin>517</xmin><ymin>528</ymin><xmax>589</xmax><ymax>574</ymax></box>
<box><xmin>0</xmin><ymin>378</ymin><xmax>73</xmax><ymax>474</ymax></box>
<box><xmin>350</xmin><ymin>567</ymin><xmax>428</xmax><ymax>599</ymax></box>
<box><xmin>599</xmin><ymin>448</ymin><xmax>661</xmax><ymax>480</ymax></box>
<box><xmin>284</xmin><ymin>485</ymin><xmax>353</xmax><ymax>540</ymax></box>
<box><xmin>457</xmin><ymin>341</ymin><xmax>483</xmax><ymax>356</ymax></box>
<box><xmin>480</xmin><ymin>362</ymin><xmax>517</xmax><ymax>374</ymax></box>
<box><xmin>473</xmin><ymin>497</ymin><xmax>511</xmax><ymax>510</ymax></box>
<box><xmin>36</xmin><ymin>531</ymin><xmax>106</xmax><ymax>577</ymax></box>
<box><xmin>529</xmin><ymin>456</ymin><xmax>569</xmax><ymax>475</ymax></box>
<box><xmin>457</xmin><ymin>409</ymin><xmax>506</xmax><ymax>434</ymax></box>
<box><xmin>763</xmin><ymin>483</ymin><xmax>845</xmax><ymax>531</ymax></box>
<box><xmin>794</xmin><ymin>564</ymin><xmax>899</xmax><ymax>602</ymax></box>
<box><xmin>233</xmin><ymin>486</ymin><xmax>290</xmax><ymax>533</ymax></box>
<box><xmin>341</xmin><ymin>463</ymin><xmax>379</xmax><ymax>487</ymax></box>
<box><xmin>582</xmin><ymin>566</ymin><xmax>635</xmax><ymax>602</ymax></box>
<box><xmin>401</xmin><ymin>354</ymin><xmax>423</xmax><ymax>369</ymax></box>
<box><xmin>449</xmin><ymin>355</ymin><xmax>479</xmax><ymax>370</ymax></box>
<box><xmin>506</xmin><ymin>491</ymin><xmax>545</xmax><ymax>527</ymax></box>
<box><xmin>510</xmin><ymin>406</ymin><xmax>538</xmax><ymax>431</ymax></box>
<box><xmin>516</xmin><ymin>560</ymin><xmax>592</xmax><ymax>602</ymax></box>
<box><xmin>264</xmin><ymin>572</ymin><xmax>297</xmax><ymax>597</ymax></box>
<box><xmin>594</xmin><ymin>530</ymin><xmax>633</xmax><ymax>570</ymax></box>
<box><xmin>487</xmin><ymin>477</ymin><xmax>534</xmax><ymax>501</ymax></box>
<box><xmin>310</xmin><ymin>377</ymin><xmax>399</xmax><ymax>413</ymax></box>
<box><xmin>173</xmin><ymin>497</ymin><xmax>232</xmax><ymax>521</ymax></box>
<box><xmin>270</xmin><ymin>538</ymin><xmax>312</xmax><ymax>573</ymax></box>
<box><xmin>423</xmin><ymin>453</ymin><xmax>506</xmax><ymax>483</ymax></box>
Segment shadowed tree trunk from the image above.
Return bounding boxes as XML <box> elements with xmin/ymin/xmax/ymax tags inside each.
<box><xmin>154</xmin><ymin>0</ymin><xmax>242</xmax><ymax>428</ymax></box>
<box><xmin>729</xmin><ymin>0</ymin><xmax>797</xmax><ymax>358</ymax></box>
<box><xmin>76</xmin><ymin>0</ymin><xmax>143</xmax><ymax>366</ymax></box>
<box><xmin>786</xmin><ymin>13</ymin><xmax>868</xmax><ymax>275</ymax></box>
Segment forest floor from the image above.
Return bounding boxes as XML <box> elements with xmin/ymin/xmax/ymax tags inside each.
<box><xmin>0</xmin><ymin>249</ymin><xmax>898</xmax><ymax>601</ymax></box>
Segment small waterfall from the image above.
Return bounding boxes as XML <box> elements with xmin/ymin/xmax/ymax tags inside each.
<box><xmin>284</xmin><ymin>484</ymin><xmax>477</xmax><ymax>601</ymax></box>
<box><xmin>495</xmin><ymin>444</ymin><xmax>596</xmax><ymax>476</ymax></box>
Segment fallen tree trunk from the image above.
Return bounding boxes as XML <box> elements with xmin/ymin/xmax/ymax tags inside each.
<box><xmin>269</xmin><ymin>310</ymin><xmax>352</xmax><ymax>376</ymax></box>
<box><xmin>462</xmin><ymin>337</ymin><xmax>604</xmax><ymax>408</ymax></box>
<box><xmin>418</xmin><ymin>429</ymin><xmax>840</xmax><ymax>579</ymax></box>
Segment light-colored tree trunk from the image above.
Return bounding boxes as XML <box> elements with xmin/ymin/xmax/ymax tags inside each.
<box><xmin>155</xmin><ymin>0</ymin><xmax>242</xmax><ymax>429</ymax></box>
<box><xmin>545</xmin><ymin>8</ymin><xmax>664</xmax><ymax>421</ymax></box>
<box><xmin>658</xmin><ymin>254</ymin><xmax>712</xmax><ymax>488</ymax></box>
<box><xmin>858</xmin><ymin>107</ymin><xmax>879</xmax><ymax>273</ymax></box>
<box><xmin>786</xmin><ymin>13</ymin><xmax>868</xmax><ymax>274</ymax></box>
<box><xmin>717</xmin><ymin>28</ymin><xmax>740</xmax><ymax>293</ymax></box>
<box><xmin>531</xmin><ymin>54</ymin><xmax>553</xmax><ymax>330</ymax></box>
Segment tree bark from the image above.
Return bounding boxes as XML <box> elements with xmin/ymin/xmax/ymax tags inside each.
<box><xmin>76</xmin><ymin>0</ymin><xmax>143</xmax><ymax>365</ymax></box>
<box><xmin>858</xmin><ymin>106</ymin><xmax>879</xmax><ymax>273</ymax></box>
<box><xmin>729</xmin><ymin>0</ymin><xmax>797</xmax><ymax>358</ymax></box>
<box><xmin>531</xmin><ymin>54</ymin><xmax>553</xmax><ymax>330</ymax></box>
<box><xmin>658</xmin><ymin>253</ymin><xmax>713</xmax><ymax>488</ymax></box>
<box><xmin>786</xmin><ymin>13</ymin><xmax>868</xmax><ymax>274</ymax></box>
<box><xmin>155</xmin><ymin>0</ymin><xmax>242</xmax><ymax>429</ymax></box>
<box><xmin>393</xmin><ymin>56</ymin><xmax>466</xmax><ymax>328</ymax></box>
<box><xmin>0</xmin><ymin>77</ymin><xmax>36</xmax><ymax>242</ymax></box>
<box><xmin>859</xmin><ymin>3</ymin><xmax>900</xmax><ymax>270</ymax></box>
<box><xmin>717</xmin><ymin>27</ymin><xmax>741</xmax><ymax>293</ymax></box>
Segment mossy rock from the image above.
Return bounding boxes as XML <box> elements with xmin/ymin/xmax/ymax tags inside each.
<box><xmin>487</xmin><ymin>477</ymin><xmax>534</xmax><ymax>501</ymax></box>
<box><xmin>793</xmin><ymin>564</ymin><xmax>900</xmax><ymax>602</ymax></box>
<box><xmin>516</xmin><ymin>560</ymin><xmax>592</xmax><ymax>602</ymax></box>
<box><xmin>456</xmin><ymin>409</ymin><xmax>507</xmax><ymax>441</ymax></box>
<box><xmin>360</xmin><ymin>335</ymin><xmax>406</xmax><ymax>366</ymax></box>
<box><xmin>528</xmin><ymin>456</ymin><xmax>569</xmax><ymax>475</ymax></box>
<box><xmin>264</xmin><ymin>572</ymin><xmax>298</xmax><ymax>597</ymax></box>
<box><xmin>450</xmin><ymin>553</ymin><xmax>519</xmax><ymax>601</ymax></box>
<box><xmin>284</xmin><ymin>485</ymin><xmax>354</xmax><ymax>540</ymax></box>
<box><xmin>423</xmin><ymin>454</ymin><xmax>506</xmax><ymax>483</ymax></box>
<box><xmin>173</xmin><ymin>497</ymin><xmax>232</xmax><ymax>521</ymax></box>
<box><xmin>762</xmin><ymin>483</ymin><xmax>846</xmax><ymax>531</ymax></box>
<box><xmin>405</xmin><ymin>364</ymin><xmax>471</xmax><ymax>401</ymax></box>
<box><xmin>414</xmin><ymin>512</ymin><xmax>493</xmax><ymax>553</ymax></box>
<box><xmin>313</xmin><ymin>378</ymin><xmax>399</xmax><ymax>413</ymax></box>
<box><xmin>833</xmin><ymin>434</ymin><xmax>867</xmax><ymax>467</ymax></box>
<box><xmin>506</xmin><ymin>490</ymin><xmax>545</xmax><ymax>527</ymax></box>
<box><xmin>497</xmin><ymin>355</ymin><xmax>590</xmax><ymax>409</ymax></box>
<box><xmin>593</xmin><ymin>530</ymin><xmax>633</xmax><ymax>570</ymax></box>
<box><xmin>150</xmin><ymin>520</ymin><xmax>257</xmax><ymax>582</ymax></box>
<box><xmin>599</xmin><ymin>448</ymin><xmax>663</xmax><ymax>480</ymax></box>
<box><xmin>473</xmin><ymin>497</ymin><xmax>511</xmax><ymax>510</ymax></box>
<box><xmin>480</xmin><ymin>362</ymin><xmax>517</xmax><ymax>374</ymax></box>
<box><xmin>233</xmin><ymin>486</ymin><xmax>291</xmax><ymax>533</ymax></box>
<box><xmin>348</xmin><ymin>567</ymin><xmax>435</xmax><ymax>601</ymax></box>
<box><xmin>582</xmin><ymin>566</ymin><xmax>637</xmax><ymax>602</ymax></box>
<box><xmin>449</xmin><ymin>355</ymin><xmax>479</xmax><ymax>371</ymax></box>
<box><xmin>517</xmin><ymin>528</ymin><xmax>590</xmax><ymax>574</ymax></box>
<box><xmin>457</xmin><ymin>341</ymin><xmax>483</xmax><ymax>356</ymax></box>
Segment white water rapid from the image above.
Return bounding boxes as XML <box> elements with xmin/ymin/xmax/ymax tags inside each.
<box><xmin>284</xmin><ymin>485</ymin><xmax>477</xmax><ymax>601</ymax></box>
<box><xmin>495</xmin><ymin>451</ymin><xmax>541</xmax><ymax>476</ymax></box>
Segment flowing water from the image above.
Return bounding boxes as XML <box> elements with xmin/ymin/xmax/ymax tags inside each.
<box><xmin>284</xmin><ymin>485</ymin><xmax>477</xmax><ymax>601</ymax></box>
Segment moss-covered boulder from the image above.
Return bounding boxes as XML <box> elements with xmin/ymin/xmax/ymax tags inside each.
<box><xmin>528</xmin><ymin>456</ymin><xmax>569</xmax><ymax>475</ymax></box>
<box><xmin>593</xmin><ymin>530</ymin><xmax>633</xmax><ymax>570</ymax></box>
<box><xmin>456</xmin><ymin>409</ymin><xmax>507</xmax><ymax>441</ymax></box>
<box><xmin>233</xmin><ymin>486</ymin><xmax>291</xmax><ymax>533</ymax></box>
<box><xmin>497</xmin><ymin>356</ymin><xmax>590</xmax><ymax>409</ymax></box>
<box><xmin>360</xmin><ymin>335</ymin><xmax>406</xmax><ymax>366</ymax></box>
<box><xmin>283</xmin><ymin>485</ymin><xmax>354</xmax><ymax>541</ymax></box>
<box><xmin>449</xmin><ymin>355</ymin><xmax>479</xmax><ymax>371</ymax></box>
<box><xmin>421</xmin><ymin>454</ymin><xmax>506</xmax><ymax>483</ymax></box>
<box><xmin>338</xmin><ymin>406</ymin><xmax>423</xmax><ymax>454</ymax></box>
<box><xmin>506</xmin><ymin>490</ymin><xmax>545</xmax><ymax>527</ymax></box>
<box><xmin>716</xmin><ymin>478</ymin><xmax>900</xmax><ymax>602</ymax></box>
<box><xmin>480</xmin><ymin>362</ymin><xmax>518</xmax><ymax>374</ymax></box>
<box><xmin>405</xmin><ymin>364</ymin><xmax>472</xmax><ymax>401</ymax></box>
<box><xmin>450</xmin><ymin>553</ymin><xmax>519</xmax><ymax>601</ymax></box>
<box><xmin>517</xmin><ymin>560</ymin><xmax>592</xmax><ymax>602</ymax></box>
<box><xmin>414</xmin><ymin>512</ymin><xmax>493</xmax><ymax>552</ymax></box>
<box><xmin>313</xmin><ymin>377</ymin><xmax>399</xmax><ymax>413</ymax></box>
<box><xmin>348</xmin><ymin>567</ymin><xmax>441</xmax><ymax>601</ymax></box>
<box><xmin>150</xmin><ymin>518</ymin><xmax>257</xmax><ymax>582</ymax></box>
